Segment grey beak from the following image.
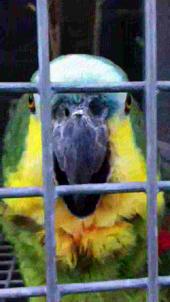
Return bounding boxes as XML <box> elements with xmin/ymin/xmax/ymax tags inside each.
<box><xmin>53</xmin><ymin>114</ymin><xmax>108</xmax><ymax>185</ymax></box>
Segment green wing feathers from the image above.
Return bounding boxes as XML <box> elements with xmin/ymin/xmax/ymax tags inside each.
<box><xmin>2</xmin><ymin>94</ymin><xmax>30</xmax><ymax>181</ymax></box>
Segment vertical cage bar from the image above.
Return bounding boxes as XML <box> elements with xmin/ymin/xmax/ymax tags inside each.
<box><xmin>145</xmin><ymin>0</ymin><xmax>158</xmax><ymax>302</ymax></box>
<box><xmin>36</xmin><ymin>1</ymin><xmax>58</xmax><ymax>301</ymax></box>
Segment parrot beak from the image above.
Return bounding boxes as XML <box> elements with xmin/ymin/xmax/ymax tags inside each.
<box><xmin>52</xmin><ymin>109</ymin><xmax>110</xmax><ymax>217</ymax></box>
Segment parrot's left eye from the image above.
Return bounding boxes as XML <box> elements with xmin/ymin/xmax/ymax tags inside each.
<box><xmin>28</xmin><ymin>95</ymin><xmax>36</xmax><ymax>114</ymax></box>
<box><xmin>89</xmin><ymin>97</ymin><xmax>107</xmax><ymax>118</ymax></box>
<box><xmin>125</xmin><ymin>94</ymin><xmax>132</xmax><ymax>114</ymax></box>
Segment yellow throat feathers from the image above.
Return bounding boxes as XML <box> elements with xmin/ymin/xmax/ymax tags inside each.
<box><xmin>4</xmin><ymin>114</ymin><xmax>164</xmax><ymax>267</ymax></box>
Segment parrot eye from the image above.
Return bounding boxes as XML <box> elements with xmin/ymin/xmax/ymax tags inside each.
<box><xmin>28</xmin><ymin>95</ymin><xmax>36</xmax><ymax>114</ymax></box>
<box><xmin>89</xmin><ymin>97</ymin><xmax>106</xmax><ymax>117</ymax></box>
<box><xmin>125</xmin><ymin>94</ymin><xmax>132</xmax><ymax>114</ymax></box>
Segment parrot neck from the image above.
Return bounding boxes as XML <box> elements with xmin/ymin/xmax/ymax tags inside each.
<box><xmin>107</xmin><ymin>116</ymin><xmax>147</xmax><ymax>183</ymax></box>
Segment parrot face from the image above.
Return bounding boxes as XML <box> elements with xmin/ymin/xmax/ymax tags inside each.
<box><xmin>32</xmin><ymin>54</ymin><xmax>128</xmax><ymax>217</ymax></box>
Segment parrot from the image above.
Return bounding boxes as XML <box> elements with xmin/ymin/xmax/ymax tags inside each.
<box><xmin>0</xmin><ymin>54</ymin><xmax>165</xmax><ymax>302</ymax></box>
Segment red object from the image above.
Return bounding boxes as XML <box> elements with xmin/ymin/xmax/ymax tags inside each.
<box><xmin>158</xmin><ymin>229</ymin><xmax>170</xmax><ymax>255</ymax></box>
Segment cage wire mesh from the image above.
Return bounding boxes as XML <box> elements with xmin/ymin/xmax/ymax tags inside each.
<box><xmin>0</xmin><ymin>0</ymin><xmax>170</xmax><ymax>301</ymax></box>
<box><xmin>0</xmin><ymin>234</ymin><xmax>27</xmax><ymax>302</ymax></box>
<box><xmin>0</xmin><ymin>234</ymin><xmax>22</xmax><ymax>289</ymax></box>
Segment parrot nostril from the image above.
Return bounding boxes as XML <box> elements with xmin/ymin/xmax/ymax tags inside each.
<box><xmin>72</xmin><ymin>110</ymin><xmax>84</xmax><ymax>118</ymax></box>
<box><xmin>64</xmin><ymin>107</ymin><xmax>70</xmax><ymax>117</ymax></box>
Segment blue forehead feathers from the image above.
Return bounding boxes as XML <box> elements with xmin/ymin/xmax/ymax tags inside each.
<box><xmin>31</xmin><ymin>54</ymin><xmax>128</xmax><ymax>118</ymax></box>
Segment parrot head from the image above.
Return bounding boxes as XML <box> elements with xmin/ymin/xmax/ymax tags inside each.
<box><xmin>31</xmin><ymin>55</ymin><xmax>130</xmax><ymax>218</ymax></box>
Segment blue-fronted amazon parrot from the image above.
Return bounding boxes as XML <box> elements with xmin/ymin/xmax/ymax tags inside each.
<box><xmin>0</xmin><ymin>55</ymin><xmax>165</xmax><ymax>302</ymax></box>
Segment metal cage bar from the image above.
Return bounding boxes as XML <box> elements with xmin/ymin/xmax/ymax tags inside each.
<box><xmin>1</xmin><ymin>81</ymin><xmax>170</xmax><ymax>94</ymax></box>
<box><xmin>1</xmin><ymin>276</ymin><xmax>170</xmax><ymax>299</ymax></box>
<box><xmin>1</xmin><ymin>181</ymin><xmax>170</xmax><ymax>199</ymax></box>
<box><xmin>0</xmin><ymin>0</ymin><xmax>170</xmax><ymax>301</ymax></box>
<box><xmin>36</xmin><ymin>1</ymin><xmax>58</xmax><ymax>302</ymax></box>
<box><xmin>145</xmin><ymin>0</ymin><xmax>159</xmax><ymax>302</ymax></box>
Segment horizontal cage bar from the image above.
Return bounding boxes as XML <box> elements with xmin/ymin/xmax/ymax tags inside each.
<box><xmin>0</xmin><ymin>81</ymin><xmax>170</xmax><ymax>94</ymax></box>
<box><xmin>0</xmin><ymin>83</ymin><xmax>38</xmax><ymax>93</ymax></box>
<box><xmin>0</xmin><ymin>276</ymin><xmax>170</xmax><ymax>299</ymax></box>
<box><xmin>0</xmin><ymin>181</ymin><xmax>170</xmax><ymax>199</ymax></box>
<box><xmin>0</xmin><ymin>81</ymin><xmax>144</xmax><ymax>94</ymax></box>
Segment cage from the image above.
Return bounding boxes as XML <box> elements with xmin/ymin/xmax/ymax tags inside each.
<box><xmin>0</xmin><ymin>0</ymin><xmax>170</xmax><ymax>302</ymax></box>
